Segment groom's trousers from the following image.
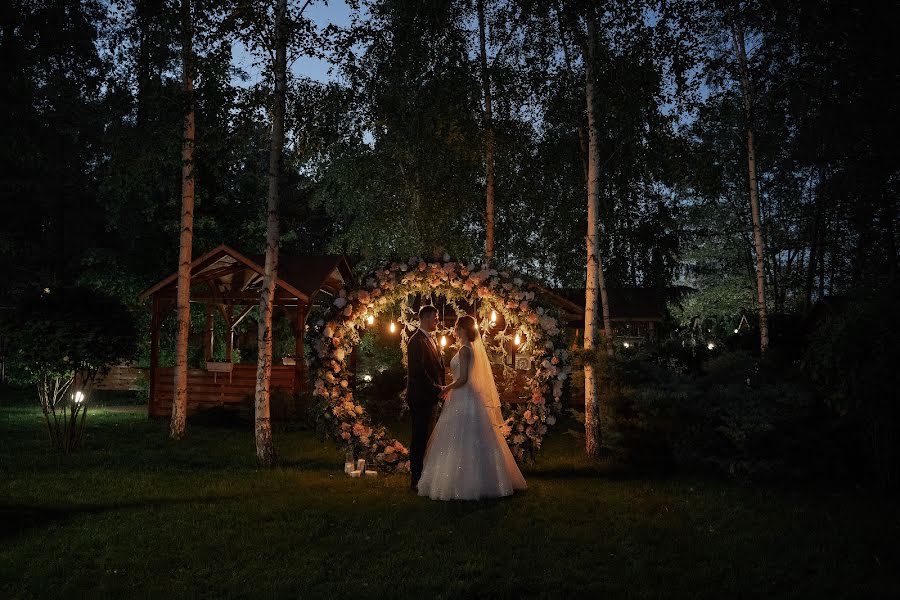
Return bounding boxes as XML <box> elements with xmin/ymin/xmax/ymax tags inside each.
<box><xmin>409</xmin><ymin>401</ymin><xmax>438</xmax><ymax>487</ymax></box>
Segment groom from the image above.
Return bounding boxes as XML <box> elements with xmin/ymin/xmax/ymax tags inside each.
<box><xmin>406</xmin><ymin>305</ymin><xmax>445</xmax><ymax>490</ymax></box>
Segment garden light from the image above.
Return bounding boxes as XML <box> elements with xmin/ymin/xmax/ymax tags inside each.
<box><xmin>623</xmin><ymin>341</ymin><xmax>630</xmax><ymax>348</ymax></box>
<box><xmin>74</xmin><ymin>391</ymin><xmax>85</xmax><ymax>403</ymax></box>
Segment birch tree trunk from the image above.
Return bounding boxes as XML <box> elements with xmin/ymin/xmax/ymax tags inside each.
<box><xmin>583</xmin><ymin>15</ymin><xmax>612</xmax><ymax>459</ymax></box>
<box><xmin>478</xmin><ymin>0</ymin><xmax>495</xmax><ymax>264</ymax></box>
<box><xmin>255</xmin><ymin>0</ymin><xmax>287</xmax><ymax>466</ymax></box>
<box><xmin>171</xmin><ymin>0</ymin><xmax>195</xmax><ymax>440</ymax></box>
<box><xmin>731</xmin><ymin>18</ymin><xmax>769</xmax><ymax>354</ymax></box>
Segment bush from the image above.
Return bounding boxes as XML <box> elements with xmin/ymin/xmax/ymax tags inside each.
<box><xmin>803</xmin><ymin>284</ymin><xmax>900</xmax><ymax>490</ymax></box>
<box><xmin>2</xmin><ymin>287</ymin><xmax>137</xmax><ymax>452</ymax></box>
<box><xmin>597</xmin><ymin>347</ymin><xmax>840</xmax><ymax>482</ymax></box>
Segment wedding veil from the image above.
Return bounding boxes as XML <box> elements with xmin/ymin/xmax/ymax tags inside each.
<box><xmin>468</xmin><ymin>336</ymin><xmax>505</xmax><ymax>429</ymax></box>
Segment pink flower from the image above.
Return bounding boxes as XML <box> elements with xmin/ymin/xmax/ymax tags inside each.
<box><xmin>341</xmin><ymin>431</ymin><xmax>351</xmax><ymax>440</ymax></box>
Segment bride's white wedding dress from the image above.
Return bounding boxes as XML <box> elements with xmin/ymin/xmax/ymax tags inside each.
<box><xmin>416</xmin><ymin>340</ymin><xmax>527</xmax><ymax>501</ymax></box>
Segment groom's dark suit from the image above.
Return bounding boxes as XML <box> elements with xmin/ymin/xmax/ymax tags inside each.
<box><xmin>407</xmin><ymin>327</ymin><xmax>445</xmax><ymax>487</ymax></box>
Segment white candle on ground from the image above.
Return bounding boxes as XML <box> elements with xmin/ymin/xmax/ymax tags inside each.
<box><xmin>349</xmin><ymin>470</ymin><xmax>362</xmax><ymax>478</ymax></box>
<box><xmin>356</xmin><ymin>458</ymin><xmax>366</xmax><ymax>472</ymax></box>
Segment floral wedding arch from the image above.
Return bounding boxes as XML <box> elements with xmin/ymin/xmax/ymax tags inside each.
<box><xmin>310</xmin><ymin>255</ymin><xmax>572</xmax><ymax>473</ymax></box>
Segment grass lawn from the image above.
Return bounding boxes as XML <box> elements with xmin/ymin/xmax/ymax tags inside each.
<box><xmin>1</xmin><ymin>404</ymin><xmax>897</xmax><ymax>599</ymax></box>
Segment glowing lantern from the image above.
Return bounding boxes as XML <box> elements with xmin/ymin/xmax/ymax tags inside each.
<box><xmin>514</xmin><ymin>333</ymin><xmax>521</xmax><ymax>346</ymax></box>
<box><xmin>73</xmin><ymin>391</ymin><xmax>85</xmax><ymax>403</ymax></box>
<box><xmin>490</xmin><ymin>310</ymin><xmax>497</xmax><ymax>325</ymax></box>
<box><xmin>366</xmin><ymin>314</ymin><xmax>374</xmax><ymax>325</ymax></box>
<box><xmin>389</xmin><ymin>321</ymin><xmax>397</xmax><ymax>333</ymax></box>
<box><xmin>440</xmin><ymin>335</ymin><xmax>447</xmax><ymax>348</ymax></box>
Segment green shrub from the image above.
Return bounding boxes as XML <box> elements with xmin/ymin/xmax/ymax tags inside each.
<box><xmin>803</xmin><ymin>284</ymin><xmax>900</xmax><ymax>489</ymax></box>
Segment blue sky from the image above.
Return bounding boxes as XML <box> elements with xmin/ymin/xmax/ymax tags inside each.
<box><xmin>231</xmin><ymin>0</ymin><xmax>355</xmax><ymax>86</ymax></box>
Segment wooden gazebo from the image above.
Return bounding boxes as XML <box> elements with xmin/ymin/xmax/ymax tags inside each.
<box><xmin>138</xmin><ymin>244</ymin><xmax>352</xmax><ymax>419</ymax></box>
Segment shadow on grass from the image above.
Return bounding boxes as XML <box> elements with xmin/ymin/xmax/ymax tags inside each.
<box><xmin>0</xmin><ymin>493</ymin><xmax>255</xmax><ymax>540</ymax></box>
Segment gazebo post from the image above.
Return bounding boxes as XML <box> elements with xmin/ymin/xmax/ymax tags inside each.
<box><xmin>219</xmin><ymin>305</ymin><xmax>234</xmax><ymax>363</ymax></box>
<box><xmin>149</xmin><ymin>295</ymin><xmax>161</xmax><ymax>413</ymax></box>
<box><xmin>294</xmin><ymin>303</ymin><xmax>308</xmax><ymax>393</ymax></box>
<box><xmin>204</xmin><ymin>304</ymin><xmax>214</xmax><ymax>361</ymax></box>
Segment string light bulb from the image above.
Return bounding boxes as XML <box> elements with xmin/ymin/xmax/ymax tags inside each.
<box><xmin>707</xmin><ymin>342</ymin><xmax>715</xmax><ymax>350</ymax></box>
<box><xmin>366</xmin><ymin>314</ymin><xmax>374</xmax><ymax>325</ymax></box>
<box><xmin>440</xmin><ymin>335</ymin><xmax>447</xmax><ymax>348</ymax></box>
<box><xmin>390</xmin><ymin>321</ymin><xmax>396</xmax><ymax>333</ymax></box>
<box><xmin>514</xmin><ymin>333</ymin><xmax>521</xmax><ymax>346</ymax></box>
<box><xmin>490</xmin><ymin>310</ymin><xmax>497</xmax><ymax>325</ymax></box>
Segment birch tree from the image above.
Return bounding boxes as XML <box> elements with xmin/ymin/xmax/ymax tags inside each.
<box><xmin>171</xmin><ymin>0</ymin><xmax>195</xmax><ymax>439</ymax></box>
<box><xmin>254</xmin><ymin>0</ymin><xmax>289</xmax><ymax>466</ymax></box>
<box><xmin>477</xmin><ymin>0</ymin><xmax>496</xmax><ymax>264</ymax></box>
<box><xmin>729</xmin><ymin>10</ymin><xmax>769</xmax><ymax>354</ymax></box>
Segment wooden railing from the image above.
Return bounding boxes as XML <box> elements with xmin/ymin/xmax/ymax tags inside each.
<box><xmin>150</xmin><ymin>364</ymin><xmax>295</xmax><ymax>418</ymax></box>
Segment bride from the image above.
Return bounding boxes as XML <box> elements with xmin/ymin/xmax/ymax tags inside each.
<box><xmin>416</xmin><ymin>315</ymin><xmax>527</xmax><ymax>501</ymax></box>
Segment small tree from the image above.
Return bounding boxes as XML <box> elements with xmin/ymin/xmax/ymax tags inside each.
<box><xmin>3</xmin><ymin>287</ymin><xmax>136</xmax><ymax>452</ymax></box>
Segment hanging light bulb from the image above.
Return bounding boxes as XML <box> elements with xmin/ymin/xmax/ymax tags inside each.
<box><xmin>389</xmin><ymin>321</ymin><xmax>397</xmax><ymax>333</ymax></box>
<box><xmin>514</xmin><ymin>333</ymin><xmax>521</xmax><ymax>346</ymax></box>
<box><xmin>490</xmin><ymin>310</ymin><xmax>497</xmax><ymax>325</ymax></box>
<box><xmin>440</xmin><ymin>335</ymin><xmax>447</xmax><ymax>348</ymax></box>
<box><xmin>366</xmin><ymin>314</ymin><xmax>374</xmax><ymax>325</ymax></box>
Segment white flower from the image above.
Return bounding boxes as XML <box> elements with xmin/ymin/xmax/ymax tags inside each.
<box><xmin>333</xmin><ymin>297</ymin><xmax>347</xmax><ymax>309</ymax></box>
<box><xmin>334</xmin><ymin>348</ymin><xmax>346</xmax><ymax>361</ymax></box>
<box><xmin>324</xmin><ymin>326</ymin><xmax>334</xmax><ymax>338</ymax></box>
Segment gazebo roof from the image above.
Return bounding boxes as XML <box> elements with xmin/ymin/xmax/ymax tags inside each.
<box><xmin>138</xmin><ymin>244</ymin><xmax>352</xmax><ymax>306</ymax></box>
<box><xmin>536</xmin><ymin>285</ymin><xmax>668</xmax><ymax>321</ymax></box>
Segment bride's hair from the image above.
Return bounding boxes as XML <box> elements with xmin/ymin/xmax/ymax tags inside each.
<box><xmin>455</xmin><ymin>315</ymin><xmax>480</xmax><ymax>342</ymax></box>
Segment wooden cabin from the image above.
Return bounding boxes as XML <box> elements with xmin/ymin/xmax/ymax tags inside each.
<box><xmin>138</xmin><ymin>244</ymin><xmax>352</xmax><ymax>419</ymax></box>
<box><xmin>536</xmin><ymin>286</ymin><xmax>667</xmax><ymax>345</ymax></box>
